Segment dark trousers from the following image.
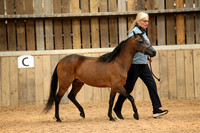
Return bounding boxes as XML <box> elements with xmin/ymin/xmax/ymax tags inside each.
<box><xmin>114</xmin><ymin>64</ymin><xmax>162</xmax><ymax>112</ymax></box>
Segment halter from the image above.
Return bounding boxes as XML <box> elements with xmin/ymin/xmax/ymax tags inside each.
<box><xmin>143</xmin><ymin>45</ymin><xmax>152</xmax><ymax>54</ymax></box>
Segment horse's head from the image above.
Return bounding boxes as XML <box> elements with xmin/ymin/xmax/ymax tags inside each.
<box><xmin>133</xmin><ymin>31</ymin><xmax>156</xmax><ymax>57</ymax></box>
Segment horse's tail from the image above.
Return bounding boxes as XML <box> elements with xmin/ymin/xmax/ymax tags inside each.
<box><xmin>44</xmin><ymin>63</ymin><xmax>59</xmax><ymax>113</ymax></box>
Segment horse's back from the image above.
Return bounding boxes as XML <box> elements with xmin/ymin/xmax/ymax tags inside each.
<box><xmin>60</xmin><ymin>54</ymin><xmax>95</xmax><ymax>64</ymax></box>
<box><xmin>58</xmin><ymin>54</ymin><xmax>97</xmax><ymax>73</ymax></box>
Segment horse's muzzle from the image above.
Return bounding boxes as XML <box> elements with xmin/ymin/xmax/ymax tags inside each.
<box><xmin>143</xmin><ymin>46</ymin><xmax>156</xmax><ymax>57</ymax></box>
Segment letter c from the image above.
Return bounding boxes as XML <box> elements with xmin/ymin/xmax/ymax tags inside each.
<box><xmin>22</xmin><ymin>57</ymin><xmax>29</xmax><ymax>66</ymax></box>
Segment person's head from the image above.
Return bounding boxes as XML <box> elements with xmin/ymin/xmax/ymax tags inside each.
<box><xmin>131</xmin><ymin>12</ymin><xmax>149</xmax><ymax>31</ymax></box>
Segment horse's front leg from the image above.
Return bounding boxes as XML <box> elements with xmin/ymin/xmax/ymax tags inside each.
<box><xmin>127</xmin><ymin>95</ymin><xmax>139</xmax><ymax>120</ymax></box>
<box><xmin>108</xmin><ymin>91</ymin><xmax>116</xmax><ymax>121</ymax></box>
<box><xmin>116</xmin><ymin>85</ymin><xmax>139</xmax><ymax>120</ymax></box>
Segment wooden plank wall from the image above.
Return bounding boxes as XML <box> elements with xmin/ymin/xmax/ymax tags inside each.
<box><xmin>0</xmin><ymin>0</ymin><xmax>200</xmax><ymax>52</ymax></box>
<box><xmin>0</xmin><ymin>47</ymin><xmax>200</xmax><ymax>106</ymax></box>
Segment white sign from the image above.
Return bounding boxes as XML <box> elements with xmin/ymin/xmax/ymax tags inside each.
<box><xmin>18</xmin><ymin>55</ymin><xmax>34</xmax><ymax>68</ymax></box>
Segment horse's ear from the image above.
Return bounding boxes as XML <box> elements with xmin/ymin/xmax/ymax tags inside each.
<box><xmin>132</xmin><ymin>31</ymin><xmax>137</xmax><ymax>38</ymax></box>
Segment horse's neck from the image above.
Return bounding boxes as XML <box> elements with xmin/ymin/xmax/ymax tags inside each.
<box><xmin>117</xmin><ymin>37</ymin><xmax>136</xmax><ymax>70</ymax></box>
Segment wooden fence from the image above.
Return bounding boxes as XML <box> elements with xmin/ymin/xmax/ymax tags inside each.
<box><xmin>0</xmin><ymin>0</ymin><xmax>200</xmax><ymax>51</ymax></box>
<box><xmin>0</xmin><ymin>0</ymin><xmax>200</xmax><ymax>107</ymax></box>
<box><xmin>0</xmin><ymin>45</ymin><xmax>200</xmax><ymax>106</ymax></box>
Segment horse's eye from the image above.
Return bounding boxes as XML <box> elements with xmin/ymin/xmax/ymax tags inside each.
<box><xmin>138</xmin><ymin>39</ymin><xmax>144</xmax><ymax>44</ymax></box>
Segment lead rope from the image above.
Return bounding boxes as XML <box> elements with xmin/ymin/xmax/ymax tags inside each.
<box><xmin>149</xmin><ymin>61</ymin><xmax>160</xmax><ymax>81</ymax></box>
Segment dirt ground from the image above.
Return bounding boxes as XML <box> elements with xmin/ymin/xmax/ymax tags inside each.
<box><xmin>0</xmin><ymin>100</ymin><xmax>200</xmax><ymax>133</ymax></box>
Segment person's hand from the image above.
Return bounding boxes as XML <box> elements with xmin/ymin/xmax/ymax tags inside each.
<box><xmin>148</xmin><ymin>56</ymin><xmax>152</xmax><ymax>62</ymax></box>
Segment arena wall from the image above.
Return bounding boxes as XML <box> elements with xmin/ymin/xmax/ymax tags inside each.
<box><xmin>0</xmin><ymin>45</ymin><xmax>200</xmax><ymax>106</ymax></box>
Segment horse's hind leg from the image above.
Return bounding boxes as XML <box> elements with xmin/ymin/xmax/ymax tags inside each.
<box><xmin>55</xmin><ymin>84</ymin><xmax>71</xmax><ymax>122</ymax></box>
<box><xmin>68</xmin><ymin>79</ymin><xmax>85</xmax><ymax>118</ymax></box>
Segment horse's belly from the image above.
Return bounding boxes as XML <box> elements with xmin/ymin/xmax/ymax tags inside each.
<box><xmin>79</xmin><ymin>77</ymin><xmax>110</xmax><ymax>87</ymax></box>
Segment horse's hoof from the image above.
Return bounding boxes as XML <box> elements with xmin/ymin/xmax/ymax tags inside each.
<box><xmin>109</xmin><ymin>118</ymin><xmax>115</xmax><ymax>122</ymax></box>
<box><xmin>80</xmin><ymin>112</ymin><xmax>85</xmax><ymax>118</ymax></box>
<box><xmin>133</xmin><ymin>113</ymin><xmax>139</xmax><ymax>120</ymax></box>
<box><xmin>56</xmin><ymin>119</ymin><xmax>62</xmax><ymax>122</ymax></box>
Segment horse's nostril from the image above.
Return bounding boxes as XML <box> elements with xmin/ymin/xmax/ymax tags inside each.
<box><xmin>153</xmin><ymin>51</ymin><xmax>156</xmax><ymax>56</ymax></box>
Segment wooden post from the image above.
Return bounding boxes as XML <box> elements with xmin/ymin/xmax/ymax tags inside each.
<box><xmin>157</xmin><ymin>0</ymin><xmax>166</xmax><ymax>45</ymax></box>
<box><xmin>26</xmin><ymin>67</ymin><xmax>35</xmax><ymax>105</ymax></box>
<box><xmin>62</xmin><ymin>0</ymin><xmax>72</xmax><ymax>49</ymax></box>
<box><xmin>25</xmin><ymin>0</ymin><xmax>36</xmax><ymax>50</ymax></box>
<box><xmin>185</xmin><ymin>0</ymin><xmax>194</xmax><ymax>44</ymax></box>
<box><xmin>109</xmin><ymin>0</ymin><xmax>118</xmax><ymax>47</ymax></box>
<box><xmin>71</xmin><ymin>0</ymin><xmax>81</xmax><ymax>49</ymax></box>
<box><xmin>53</xmin><ymin>0</ymin><xmax>63</xmax><ymax>49</ymax></box>
<box><xmin>18</xmin><ymin>68</ymin><xmax>27</xmax><ymax>105</ymax></box>
<box><xmin>44</xmin><ymin>0</ymin><xmax>54</xmax><ymax>50</ymax></box>
<box><xmin>147</xmin><ymin>0</ymin><xmax>157</xmax><ymax>46</ymax></box>
<box><xmin>35</xmin><ymin>56</ymin><xmax>44</xmax><ymax>105</ymax></box>
<box><xmin>184</xmin><ymin>50</ymin><xmax>195</xmax><ymax>99</ymax></box>
<box><xmin>81</xmin><ymin>0</ymin><xmax>90</xmax><ymax>48</ymax></box>
<box><xmin>99</xmin><ymin>0</ymin><xmax>109</xmax><ymax>48</ymax></box>
<box><xmin>176</xmin><ymin>50</ymin><xmax>186</xmax><ymax>99</ymax></box>
<box><xmin>195</xmin><ymin>0</ymin><xmax>200</xmax><ymax>44</ymax></box>
<box><xmin>176</xmin><ymin>0</ymin><xmax>185</xmax><ymax>45</ymax></box>
<box><xmin>193</xmin><ymin>50</ymin><xmax>200</xmax><ymax>99</ymax></box>
<box><xmin>167</xmin><ymin>50</ymin><xmax>177</xmax><ymax>99</ymax></box>
<box><xmin>16</xmin><ymin>0</ymin><xmax>26</xmax><ymax>50</ymax></box>
<box><xmin>127</xmin><ymin>0</ymin><xmax>136</xmax><ymax>33</ymax></box>
<box><xmin>34</xmin><ymin>0</ymin><xmax>44</xmax><ymax>50</ymax></box>
<box><xmin>1</xmin><ymin>57</ymin><xmax>10</xmax><ymax>106</ymax></box>
<box><xmin>118</xmin><ymin>0</ymin><xmax>127</xmax><ymax>42</ymax></box>
<box><xmin>166</xmin><ymin>0</ymin><xmax>176</xmax><ymax>45</ymax></box>
<box><xmin>0</xmin><ymin>0</ymin><xmax>7</xmax><ymax>51</ymax></box>
<box><xmin>90</xmin><ymin>0</ymin><xmax>100</xmax><ymax>48</ymax></box>
<box><xmin>9</xmin><ymin>57</ymin><xmax>18</xmax><ymax>105</ymax></box>
<box><xmin>6</xmin><ymin>0</ymin><xmax>17</xmax><ymax>51</ymax></box>
<box><xmin>159</xmin><ymin>51</ymin><xmax>169</xmax><ymax>100</ymax></box>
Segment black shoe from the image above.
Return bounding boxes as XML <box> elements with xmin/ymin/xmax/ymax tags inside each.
<box><xmin>153</xmin><ymin>108</ymin><xmax>168</xmax><ymax>118</ymax></box>
<box><xmin>113</xmin><ymin>109</ymin><xmax>124</xmax><ymax>120</ymax></box>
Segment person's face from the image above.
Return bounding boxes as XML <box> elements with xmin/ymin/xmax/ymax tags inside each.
<box><xmin>137</xmin><ymin>17</ymin><xmax>149</xmax><ymax>29</ymax></box>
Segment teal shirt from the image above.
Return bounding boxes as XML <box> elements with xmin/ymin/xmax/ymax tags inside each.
<box><xmin>128</xmin><ymin>26</ymin><xmax>150</xmax><ymax>64</ymax></box>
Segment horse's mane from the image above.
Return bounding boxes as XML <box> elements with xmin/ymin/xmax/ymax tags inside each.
<box><xmin>98</xmin><ymin>37</ymin><xmax>131</xmax><ymax>63</ymax></box>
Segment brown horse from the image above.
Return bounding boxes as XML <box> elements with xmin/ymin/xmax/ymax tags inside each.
<box><xmin>44</xmin><ymin>32</ymin><xmax>156</xmax><ymax>122</ymax></box>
